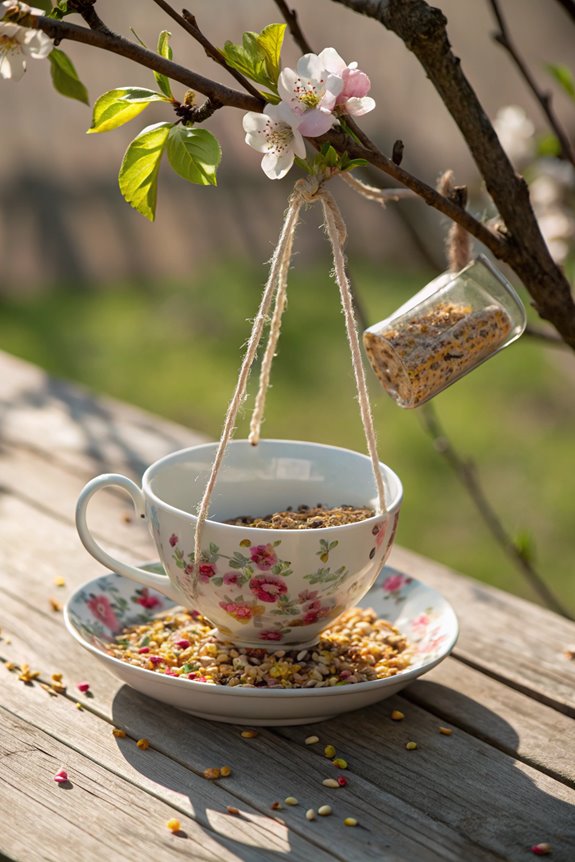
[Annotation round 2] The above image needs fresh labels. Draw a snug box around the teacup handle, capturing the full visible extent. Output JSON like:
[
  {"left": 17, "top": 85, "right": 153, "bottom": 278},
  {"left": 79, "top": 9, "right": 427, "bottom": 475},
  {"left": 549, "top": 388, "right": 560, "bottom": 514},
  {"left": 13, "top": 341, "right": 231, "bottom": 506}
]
[{"left": 75, "top": 474, "right": 183, "bottom": 603}]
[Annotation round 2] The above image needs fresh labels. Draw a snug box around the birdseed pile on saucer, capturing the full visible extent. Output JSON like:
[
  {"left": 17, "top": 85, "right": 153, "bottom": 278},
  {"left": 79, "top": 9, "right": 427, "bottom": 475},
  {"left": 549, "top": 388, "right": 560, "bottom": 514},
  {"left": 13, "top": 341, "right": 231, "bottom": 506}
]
[{"left": 107, "top": 607, "right": 412, "bottom": 688}]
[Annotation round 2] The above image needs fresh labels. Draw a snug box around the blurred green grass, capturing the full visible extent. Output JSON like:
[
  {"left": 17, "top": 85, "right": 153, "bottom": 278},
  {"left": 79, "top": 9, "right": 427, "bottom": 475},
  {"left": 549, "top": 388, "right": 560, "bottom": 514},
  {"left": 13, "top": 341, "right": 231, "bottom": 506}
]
[{"left": 1, "top": 259, "right": 573, "bottom": 612}]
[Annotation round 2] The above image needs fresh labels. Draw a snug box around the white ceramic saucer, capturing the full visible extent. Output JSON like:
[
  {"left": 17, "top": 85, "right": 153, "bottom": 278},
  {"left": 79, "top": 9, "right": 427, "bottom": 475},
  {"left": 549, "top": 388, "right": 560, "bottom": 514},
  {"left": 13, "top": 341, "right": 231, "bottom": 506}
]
[{"left": 64, "top": 564, "right": 458, "bottom": 725}]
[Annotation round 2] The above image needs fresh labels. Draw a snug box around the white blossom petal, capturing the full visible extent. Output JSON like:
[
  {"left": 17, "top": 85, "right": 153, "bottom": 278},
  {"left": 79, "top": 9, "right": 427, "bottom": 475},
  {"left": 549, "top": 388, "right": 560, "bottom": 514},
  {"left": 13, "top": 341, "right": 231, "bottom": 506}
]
[
  {"left": 22, "top": 27, "right": 52, "bottom": 59},
  {"left": 344, "top": 95, "right": 376, "bottom": 116},
  {"left": 297, "top": 108, "right": 336, "bottom": 137},
  {"left": 261, "top": 149, "right": 295, "bottom": 180},
  {"left": 317, "top": 47, "right": 346, "bottom": 75}
]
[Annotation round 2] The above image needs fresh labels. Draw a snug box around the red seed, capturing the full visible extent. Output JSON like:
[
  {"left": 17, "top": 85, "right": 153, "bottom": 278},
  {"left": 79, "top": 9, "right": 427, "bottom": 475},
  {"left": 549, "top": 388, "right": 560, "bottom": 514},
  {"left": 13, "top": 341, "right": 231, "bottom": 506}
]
[
  {"left": 76, "top": 681, "right": 90, "bottom": 693},
  {"left": 337, "top": 776, "right": 348, "bottom": 786},
  {"left": 531, "top": 844, "right": 552, "bottom": 856}
]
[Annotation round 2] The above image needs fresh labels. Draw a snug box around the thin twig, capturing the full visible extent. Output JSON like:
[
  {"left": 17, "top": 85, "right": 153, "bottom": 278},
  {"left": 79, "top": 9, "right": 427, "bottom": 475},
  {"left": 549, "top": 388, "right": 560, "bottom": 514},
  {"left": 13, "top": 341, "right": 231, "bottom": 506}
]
[
  {"left": 67, "top": 0, "right": 114, "bottom": 37},
  {"left": 272, "top": 0, "right": 313, "bottom": 54},
  {"left": 149, "top": 0, "right": 263, "bottom": 101},
  {"left": 488, "top": 0, "right": 575, "bottom": 166},
  {"left": 554, "top": 0, "right": 575, "bottom": 24},
  {"left": 420, "top": 402, "right": 573, "bottom": 619}
]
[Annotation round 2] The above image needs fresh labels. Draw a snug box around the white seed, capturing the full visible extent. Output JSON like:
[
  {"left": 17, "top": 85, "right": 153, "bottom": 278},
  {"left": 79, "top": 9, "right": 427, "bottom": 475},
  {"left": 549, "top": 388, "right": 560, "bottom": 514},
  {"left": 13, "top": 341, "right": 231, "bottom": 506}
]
[
  {"left": 318, "top": 805, "right": 332, "bottom": 816},
  {"left": 284, "top": 796, "right": 299, "bottom": 806},
  {"left": 322, "top": 778, "right": 340, "bottom": 788},
  {"left": 305, "top": 735, "right": 320, "bottom": 745},
  {"left": 305, "top": 809, "right": 316, "bottom": 821}
]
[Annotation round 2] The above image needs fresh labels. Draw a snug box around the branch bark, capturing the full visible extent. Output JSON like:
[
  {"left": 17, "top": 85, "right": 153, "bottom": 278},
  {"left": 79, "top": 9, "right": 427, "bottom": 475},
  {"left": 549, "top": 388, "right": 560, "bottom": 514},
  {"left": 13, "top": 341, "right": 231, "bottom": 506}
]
[{"left": 329, "top": 0, "right": 575, "bottom": 349}]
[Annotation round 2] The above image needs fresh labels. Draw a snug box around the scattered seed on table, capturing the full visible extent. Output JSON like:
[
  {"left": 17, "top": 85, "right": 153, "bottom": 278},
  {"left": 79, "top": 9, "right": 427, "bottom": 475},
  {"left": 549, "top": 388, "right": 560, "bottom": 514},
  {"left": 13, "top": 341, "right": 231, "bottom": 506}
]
[
  {"left": 284, "top": 797, "right": 299, "bottom": 806},
  {"left": 5, "top": 662, "right": 16, "bottom": 671},
  {"left": 75, "top": 702, "right": 83, "bottom": 711},
  {"left": 270, "top": 801, "right": 282, "bottom": 810},
  {"left": 324, "top": 744, "right": 336, "bottom": 758},
  {"left": 344, "top": 817, "right": 358, "bottom": 827},
  {"left": 18, "top": 664, "right": 40, "bottom": 684},
  {"left": 531, "top": 844, "right": 552, "bottom": 856},
  {"left": 405, "top": 741, "right": 418, "bottom": 750},
  {"left": 332, "top": 757, "right": 348, "bottom": 769},
  {"left": 438, "top": 726, "right": 453, "bottom": 735},
  {"left": 306, "top": 809, "right": 317, "bottom": 821},
  {"left": 112, "top": 728, "right": 126, "bottom": 738},
  {"left": 76, "top": 681, "right": 90, "bottom": 693},
  {"left": 53, "top": 768, "right": 68, "bottom": 784},
  {"left": 54, "top": 576, "right": 66, "bottom": 587},
  {"left": 226, "top": 806, "right": 240, "bottom": 816},
  {"left": 220, "top": 766, "right": 232, "bottom": 777},
  {"left": 203, "top": 767, "right": 221, "bottom": 779},
  {"left": 322, "top": 778, "right": 340, "bottom": 788},
  {"left": 49, "top": 598, "right": 62, "bottom": 612},
  {"left": 318, "top": 805, "right": 332, "bottom": 817},
  {"left": 305, "top": 735, "right": 320, "bottom": 745},
  {"left": 390, "top": 709, "right": 405, "bottom": 721},
  {"left": 241, "top": 729, "right": 258, "bottom": 739},
  {"left": 40, "top": 683, "right": 57, "bottom": 697},
  {"left": 337, "top": 776, "right": 348, "bottom": 787},
  {"left": 136, "top": 738, "right": 150, "bottom": 750},
  {"left": 166, "top": 818, "right": 181, "bottom": 833}
]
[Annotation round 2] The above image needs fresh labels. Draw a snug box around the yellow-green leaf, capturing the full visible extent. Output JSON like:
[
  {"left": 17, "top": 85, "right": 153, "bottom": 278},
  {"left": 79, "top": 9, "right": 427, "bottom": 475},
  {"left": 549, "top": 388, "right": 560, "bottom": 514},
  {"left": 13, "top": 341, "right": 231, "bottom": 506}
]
[
  {"left": 546, "top": 63, "right": 575, "bottom": 100},
  {"left": 87, "top": 88, "right": 168, "bottom": 134},
  {"left": 118, "top": 122, "right": 171, "bottom": 221},
  {"left": 166, "top": 126, "right": 221, "bottom": 186},
  {"left": 154, "top": 30, "right": 174, "bottom": 99},
  {"left": 49, "top": 48, "right": 89, "bottom": 105},
  {"left": 257, "top": 23, "right": 286, "bottom": 86}
]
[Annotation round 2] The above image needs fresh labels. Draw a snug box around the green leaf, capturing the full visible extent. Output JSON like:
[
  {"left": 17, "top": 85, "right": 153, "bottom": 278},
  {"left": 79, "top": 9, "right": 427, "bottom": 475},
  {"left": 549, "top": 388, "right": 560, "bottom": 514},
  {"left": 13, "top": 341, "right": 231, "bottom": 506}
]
[
  {"left": 49, "top": 48, "right": 89, "bottom": 105},
  {"left": 32, "top": 0, "right": 52, "bottom": 12},
  {"left": 118, "top": 122, "right": 171, "bottom": 221},
  {"left": 87, "top": 87, "right": 169, "bottom": 134},
  {"left": 257, "top": 23, "right": 286, "bottom": 86},
  {"left": 166, "top": 125, "right": 221, "bottom": 186},
  {"left": 546, "top": 63, "right": 575, "bottom": 100},
  {"left": 155, "top": 30, "right": 174, "bottom": 99},
  {"left": 221, "top": 23, "right": 285, "bottom": 92},
  {"left": 536, "top": 133, "right": 561, "bottom": 158},
  {"left": 48, "top": 1, "right": 70, "bottom": 19},
  {"left": 514, "top": 530, "right": 537, "bottom": 565}
]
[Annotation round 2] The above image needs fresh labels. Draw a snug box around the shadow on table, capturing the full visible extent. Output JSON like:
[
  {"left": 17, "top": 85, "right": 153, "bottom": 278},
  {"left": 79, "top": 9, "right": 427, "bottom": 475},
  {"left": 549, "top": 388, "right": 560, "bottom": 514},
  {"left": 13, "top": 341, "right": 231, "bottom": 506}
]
[{"left": 111, "top": 680, "right": 575, "bottom": 862}]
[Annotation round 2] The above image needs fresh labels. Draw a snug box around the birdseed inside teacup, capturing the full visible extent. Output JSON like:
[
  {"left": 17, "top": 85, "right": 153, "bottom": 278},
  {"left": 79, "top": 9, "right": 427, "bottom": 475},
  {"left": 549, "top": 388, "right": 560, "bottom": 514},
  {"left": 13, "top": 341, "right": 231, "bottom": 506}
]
[
  {"left": 106, "top": 607, "right": 412, "bottom": 688},
  {"left": 224, "top": 504, "right": 374, "bottom": 529}
]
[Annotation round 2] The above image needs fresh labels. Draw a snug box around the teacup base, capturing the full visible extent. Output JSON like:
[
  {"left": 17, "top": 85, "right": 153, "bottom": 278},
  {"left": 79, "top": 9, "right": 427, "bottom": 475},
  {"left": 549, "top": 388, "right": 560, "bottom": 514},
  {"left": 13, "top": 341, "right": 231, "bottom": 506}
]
[{"left": 212, "top": 629, "right": 321, "bottom": 653}]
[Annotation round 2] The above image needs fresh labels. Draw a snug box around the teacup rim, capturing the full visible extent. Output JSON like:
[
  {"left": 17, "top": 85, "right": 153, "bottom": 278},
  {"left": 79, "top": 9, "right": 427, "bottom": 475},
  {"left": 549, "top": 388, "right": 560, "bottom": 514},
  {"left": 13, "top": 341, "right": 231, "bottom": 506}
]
[{"left": 142, "top": 438, "right": 403, "bottom": 530}]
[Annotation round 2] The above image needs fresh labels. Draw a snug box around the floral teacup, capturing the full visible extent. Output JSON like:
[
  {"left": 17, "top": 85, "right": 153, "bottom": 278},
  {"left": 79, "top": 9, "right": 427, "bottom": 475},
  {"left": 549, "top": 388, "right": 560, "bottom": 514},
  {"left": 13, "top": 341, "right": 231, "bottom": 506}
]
[{"left": 75, "top": 439, "right": 403, "bottom": 648}]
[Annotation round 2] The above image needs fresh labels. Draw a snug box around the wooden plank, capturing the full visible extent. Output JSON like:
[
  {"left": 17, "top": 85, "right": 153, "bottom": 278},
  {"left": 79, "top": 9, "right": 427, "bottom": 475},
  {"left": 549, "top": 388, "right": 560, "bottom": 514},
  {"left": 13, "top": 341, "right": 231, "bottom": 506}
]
[
  {"left": 405, "top": 658, "right": 575, "bottom": 787},
  {"left": 0, "top": 350, "right": 204, "bottom": 477},
  {"left": 0, "top": 705, "right": 279, "bottom": 862},
  {"left": 1, "top": 586, "right": 573, "bottom": 862},
  {"left": 391, "top": 547, "right": 575, "bottom": 715},
  {"left": 0, "top": 670, "right": 334, "bottom": 862}
]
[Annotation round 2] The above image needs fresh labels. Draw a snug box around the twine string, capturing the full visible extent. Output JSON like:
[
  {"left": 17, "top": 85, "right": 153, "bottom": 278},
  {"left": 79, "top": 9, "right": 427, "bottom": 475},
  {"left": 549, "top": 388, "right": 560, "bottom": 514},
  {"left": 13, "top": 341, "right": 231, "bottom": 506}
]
[
  {"left": 192, "top": 174, "right": 387, "bottom": 587},
  {"left": 192, "top": 193, "right": 303, "bottom": 587}
]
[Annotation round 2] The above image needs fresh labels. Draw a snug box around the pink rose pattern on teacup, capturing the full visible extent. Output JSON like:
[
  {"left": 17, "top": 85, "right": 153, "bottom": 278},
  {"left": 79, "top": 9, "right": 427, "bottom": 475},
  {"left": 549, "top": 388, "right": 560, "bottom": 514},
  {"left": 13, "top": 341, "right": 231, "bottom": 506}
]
[
  {"left": 75, "top": 578, "right": 165, "bottom": 644},
  {"left": 169, "top": 534, "right": 363, "bottom": 641}
]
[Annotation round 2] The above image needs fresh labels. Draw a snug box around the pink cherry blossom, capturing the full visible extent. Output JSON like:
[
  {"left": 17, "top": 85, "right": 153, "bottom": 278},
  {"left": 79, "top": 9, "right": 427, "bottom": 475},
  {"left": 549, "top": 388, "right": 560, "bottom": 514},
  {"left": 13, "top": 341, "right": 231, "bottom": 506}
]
[
  {"left": 278, "top": 52, "right": 343, "bottom": 136},
  {"left": 317, "top": 47, "right": 375, "bottom": 117}
]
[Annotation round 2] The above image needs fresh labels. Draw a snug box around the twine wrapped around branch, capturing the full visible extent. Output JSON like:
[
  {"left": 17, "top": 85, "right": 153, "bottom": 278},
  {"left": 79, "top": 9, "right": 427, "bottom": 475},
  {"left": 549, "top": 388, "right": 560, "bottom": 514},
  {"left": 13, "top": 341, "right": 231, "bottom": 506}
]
[{"left": 192, "top": 174, "right": 387, "bottom": 585}]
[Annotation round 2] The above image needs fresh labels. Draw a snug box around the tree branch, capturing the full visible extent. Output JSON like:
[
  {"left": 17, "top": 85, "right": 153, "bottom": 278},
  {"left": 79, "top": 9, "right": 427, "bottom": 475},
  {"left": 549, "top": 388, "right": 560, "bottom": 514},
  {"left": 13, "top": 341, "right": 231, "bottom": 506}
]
[
  {"left": 554, "top": 0, "right": 575, "bottom": 24},
  {"left": 328, "top": 0, "right": 575, "bottom": 350},
  {"left": 149, "top": 0, "right": 263, "bottom": 101},
  {"left": 37, "top": 15, "right": 263, "bottom": 111},
  {"left": 488, "top": 0, "right": 575, "bottom": 166},
  {"left": 420, "top": 402, "right": 574, "bottom": 619},
  {"left": 273, "top": 0, "right": 314, "bottom": 54}
]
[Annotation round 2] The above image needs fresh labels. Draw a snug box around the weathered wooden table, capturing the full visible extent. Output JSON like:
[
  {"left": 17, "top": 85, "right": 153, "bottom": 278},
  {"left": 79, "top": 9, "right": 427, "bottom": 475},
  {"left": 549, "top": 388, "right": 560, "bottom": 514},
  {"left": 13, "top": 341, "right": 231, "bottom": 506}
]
[{"left": 0, "top": 350, "right": 574, "bottom": 862}]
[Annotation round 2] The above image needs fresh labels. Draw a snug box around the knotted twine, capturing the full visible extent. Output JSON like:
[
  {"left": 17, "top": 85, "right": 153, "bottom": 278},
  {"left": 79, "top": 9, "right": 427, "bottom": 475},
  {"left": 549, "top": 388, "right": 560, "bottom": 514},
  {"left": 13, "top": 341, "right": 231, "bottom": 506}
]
[{"left": 192, "top": 175, "right": 387, "bottom": 585}]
